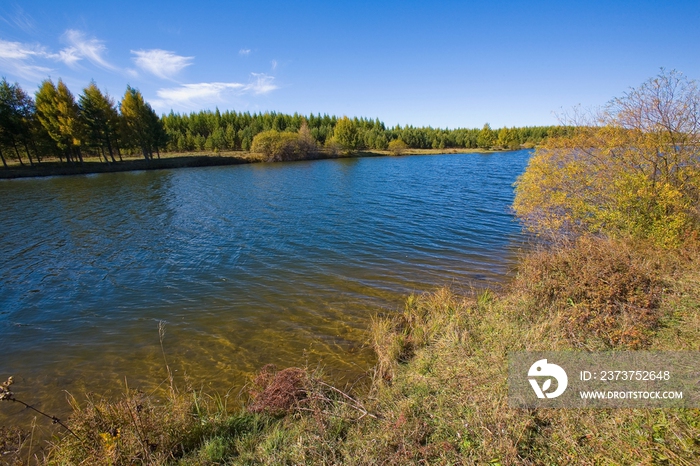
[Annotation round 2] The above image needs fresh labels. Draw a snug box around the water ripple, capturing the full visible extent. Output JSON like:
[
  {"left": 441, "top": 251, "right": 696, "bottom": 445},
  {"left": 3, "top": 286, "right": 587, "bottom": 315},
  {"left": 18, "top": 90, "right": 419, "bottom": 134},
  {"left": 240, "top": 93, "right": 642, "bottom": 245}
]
[{"left": 0, "top": 151, "right": 530, "bottom": 420}]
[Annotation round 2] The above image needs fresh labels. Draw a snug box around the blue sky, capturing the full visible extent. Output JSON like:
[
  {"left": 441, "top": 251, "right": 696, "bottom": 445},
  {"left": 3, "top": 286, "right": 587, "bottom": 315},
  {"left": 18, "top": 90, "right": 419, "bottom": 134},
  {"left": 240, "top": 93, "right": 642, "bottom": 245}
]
[{"left": 1, "top": 0, "right": 699, "bottom": 129}]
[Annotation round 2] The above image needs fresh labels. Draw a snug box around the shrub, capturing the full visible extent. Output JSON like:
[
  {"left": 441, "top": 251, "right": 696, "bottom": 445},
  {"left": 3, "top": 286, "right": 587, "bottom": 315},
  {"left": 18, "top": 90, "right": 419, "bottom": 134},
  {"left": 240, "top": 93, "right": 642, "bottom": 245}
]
[
  {"left": 512, "top": 236, "right": 665, "bottom": 349},
  {"left": 514, "top": 70, "right": 700, "bottom": 247},
  {"left": 251, "top": 128, "right": 317, "bottom": 162},
  {"left": 388, "top": 138, "right": 408, "bottom": 155}
]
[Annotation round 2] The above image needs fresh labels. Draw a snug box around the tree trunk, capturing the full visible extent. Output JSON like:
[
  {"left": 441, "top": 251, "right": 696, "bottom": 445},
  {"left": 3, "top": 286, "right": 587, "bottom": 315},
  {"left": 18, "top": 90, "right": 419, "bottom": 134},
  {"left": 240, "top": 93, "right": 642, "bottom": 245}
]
[
  {"left": 30, "top": 140, "right": 41, "bottom": 163},
  {"left": 11, "top": 138, "right": 25, "bottom": 166},
  {"left": 0, "top": 147, "right": 8, "bottom": 168},
  {"left": 76, "top": 147, "right": 84, "bottom": 164},
  {"left": 106, "top": 133, "right": 117, "bottom": 163},
  {"left": 23, "top": 141, "right": 34, "bottom": 167},
  {"left": 101, "top": 146, "right": 110, "bottom": 164}
]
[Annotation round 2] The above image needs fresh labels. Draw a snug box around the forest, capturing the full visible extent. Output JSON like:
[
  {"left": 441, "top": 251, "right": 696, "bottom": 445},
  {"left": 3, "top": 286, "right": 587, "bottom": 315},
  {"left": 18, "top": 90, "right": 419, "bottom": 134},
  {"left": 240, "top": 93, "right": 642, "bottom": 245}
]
[{"left": 0, "top": 77, "right": 573, "bottom": 168}]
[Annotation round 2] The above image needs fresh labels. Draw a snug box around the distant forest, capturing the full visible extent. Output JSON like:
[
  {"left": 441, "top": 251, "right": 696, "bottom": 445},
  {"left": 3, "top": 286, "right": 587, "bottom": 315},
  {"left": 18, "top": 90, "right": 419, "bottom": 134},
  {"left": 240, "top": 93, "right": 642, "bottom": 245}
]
[{"left": 0, "top": 77, "right": 573, "bottom": 167}]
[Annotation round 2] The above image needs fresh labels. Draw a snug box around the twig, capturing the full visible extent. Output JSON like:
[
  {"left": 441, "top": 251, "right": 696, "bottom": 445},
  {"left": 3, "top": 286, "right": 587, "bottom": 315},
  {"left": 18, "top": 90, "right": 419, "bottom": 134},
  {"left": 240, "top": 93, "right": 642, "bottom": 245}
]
[{"left": 5, "top": 397, "right": 82, "bottom": 442}]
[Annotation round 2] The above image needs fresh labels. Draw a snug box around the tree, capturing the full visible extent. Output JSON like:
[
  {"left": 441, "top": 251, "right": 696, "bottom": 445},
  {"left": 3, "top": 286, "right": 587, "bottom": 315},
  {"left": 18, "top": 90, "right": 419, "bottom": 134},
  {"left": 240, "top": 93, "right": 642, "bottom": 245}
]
[
  {"left": 497, "top": 127, "right": 520, "bottom": 150},
  {"left": 79, "top": 82, "right": 120, "bottom": 163},
  {"left": 513, "top": 70, "right": 700, "bottom": 247},
  {"left": 477, "top": 123, "right": 496, "bottom": 149},
  {"left": 333, "top": 116, "right": 363, "bottom": 153},
  {"left": 0, "top": 79, "right": 37, "bottom": 166},
  {"left": 120, "top": 86, "right": 165, "bottom": 160},
  {"left": 35, "top": 79, "right": 85, "bottom": 163}
]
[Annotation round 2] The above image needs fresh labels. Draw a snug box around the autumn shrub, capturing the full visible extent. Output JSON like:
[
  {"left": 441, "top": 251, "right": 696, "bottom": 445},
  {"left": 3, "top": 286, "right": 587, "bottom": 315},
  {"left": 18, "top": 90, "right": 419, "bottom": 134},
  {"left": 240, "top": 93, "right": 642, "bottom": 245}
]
[
  {"left": 512, "top": 235, "right": 666, "bottom": 349},
  {"left": 248, "top": 365, "right": 308, "bottom": 416},
  {"left": 251, "top": 126, "right": 318, "bottom": 162},
  {"left": 514, "top": 70, "right": 700, "bottom": 247},
  {"left": 387, "top": 138, "right": 408, "bottom": 155}
]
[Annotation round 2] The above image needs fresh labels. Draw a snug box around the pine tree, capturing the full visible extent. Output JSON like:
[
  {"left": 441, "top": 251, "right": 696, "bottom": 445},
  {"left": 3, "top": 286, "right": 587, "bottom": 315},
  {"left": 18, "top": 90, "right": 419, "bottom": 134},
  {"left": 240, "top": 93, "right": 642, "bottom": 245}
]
[
  {"left": 79, "top": 82, "right": 120, "bottom": 163},
  {"left": 35, "top": 79, "right": 84, "bottom": 163},
  {"left": 0, "top": 79, "right": 36, "bottom": 166},
  {"left": 120, "top": 86, "right": 160, "bottom": 160}
]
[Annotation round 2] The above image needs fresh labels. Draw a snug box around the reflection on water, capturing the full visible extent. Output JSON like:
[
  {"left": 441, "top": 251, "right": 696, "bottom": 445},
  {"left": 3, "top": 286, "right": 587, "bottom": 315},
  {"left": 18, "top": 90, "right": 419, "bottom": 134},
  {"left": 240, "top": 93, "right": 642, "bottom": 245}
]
[{"left": 0, "top": 151, "right": 530, "bottom": 423}]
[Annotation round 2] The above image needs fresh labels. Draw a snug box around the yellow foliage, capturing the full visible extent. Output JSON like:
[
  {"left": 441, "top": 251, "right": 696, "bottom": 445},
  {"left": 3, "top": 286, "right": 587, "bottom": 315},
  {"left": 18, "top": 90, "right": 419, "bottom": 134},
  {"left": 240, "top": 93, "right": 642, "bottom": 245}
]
[{"left": 514, "top": 70, "right": 700, "bottom": 247}]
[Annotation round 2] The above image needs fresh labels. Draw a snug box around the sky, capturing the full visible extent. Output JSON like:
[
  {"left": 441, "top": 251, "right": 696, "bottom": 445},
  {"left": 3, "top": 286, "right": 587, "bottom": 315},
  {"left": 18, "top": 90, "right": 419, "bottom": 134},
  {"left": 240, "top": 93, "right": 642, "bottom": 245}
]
[{"left": 1, "top": 0, "right": 699, "bottom": 129}]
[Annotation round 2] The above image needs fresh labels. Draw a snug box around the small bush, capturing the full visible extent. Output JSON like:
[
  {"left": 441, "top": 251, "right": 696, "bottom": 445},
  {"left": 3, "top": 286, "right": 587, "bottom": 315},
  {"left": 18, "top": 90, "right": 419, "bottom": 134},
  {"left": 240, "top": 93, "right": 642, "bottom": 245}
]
[
  {"left": 512, "top": 235, "right": 665, "bottom": 349},
  {"left": 248, "top": 365, "right": 308, "bottom": 416},
  {"left": 251, "top": 129, "right": 317, "bottom": 162},
  {"left": 388, "top": 138, "right": 408, "bottom": 155}
]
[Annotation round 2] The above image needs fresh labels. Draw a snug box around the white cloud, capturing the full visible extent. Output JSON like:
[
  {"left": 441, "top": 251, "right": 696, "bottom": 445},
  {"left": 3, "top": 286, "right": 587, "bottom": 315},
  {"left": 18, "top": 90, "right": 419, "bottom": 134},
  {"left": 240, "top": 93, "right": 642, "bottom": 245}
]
[
  {"left": 239, "top": 48, "right": 251, "bottom": 56},
  {"left": 58, "top": 29, "right": 115, "bottom": 70},
  {"left": 57, "top": 47, "right": 81, "bottom": 67},
  {"left": 271, "top": 60, "right": 277, "bottom": 71},
  {"left": 0, "top": 39, "right": 53, "bottom": 79},
  {"left": 156, "top": 82, "right": 244, "bottom": 103},
  {"left": 131, "top": 49, "right": 193, "bottom": 80},
  {"left": 246, "top": 73, "right": 277, "bottom": 95},
  {"left": 0, "top": 39, "right": 42, "bottom": 60},
  {"left": 152, "top": 74, "right": 278, "bottom": 110}
]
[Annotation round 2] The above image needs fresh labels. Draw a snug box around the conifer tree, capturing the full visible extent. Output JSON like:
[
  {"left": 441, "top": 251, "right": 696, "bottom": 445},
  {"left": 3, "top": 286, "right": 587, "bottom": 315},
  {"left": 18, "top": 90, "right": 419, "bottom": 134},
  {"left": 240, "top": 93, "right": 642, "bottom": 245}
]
[
  {"left": 0, "top": 79, "right": 36, "bottom": 166},
  {"left": 35, "top": 79, "right": 85, "bottom": 163},
  {"left": 79, "top": 82, "right": 120, "bottom": 163}
]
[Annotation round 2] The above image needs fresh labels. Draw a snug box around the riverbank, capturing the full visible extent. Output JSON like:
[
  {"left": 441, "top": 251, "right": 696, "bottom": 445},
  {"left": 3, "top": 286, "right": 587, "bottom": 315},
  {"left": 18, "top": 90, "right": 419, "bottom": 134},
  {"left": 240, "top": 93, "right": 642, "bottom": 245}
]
[
  {"left": 0, "top": 148, "right": 501, "bottom": 179},
  {"left": 20, "top": 235, "right": 700, "bottom": 464}
]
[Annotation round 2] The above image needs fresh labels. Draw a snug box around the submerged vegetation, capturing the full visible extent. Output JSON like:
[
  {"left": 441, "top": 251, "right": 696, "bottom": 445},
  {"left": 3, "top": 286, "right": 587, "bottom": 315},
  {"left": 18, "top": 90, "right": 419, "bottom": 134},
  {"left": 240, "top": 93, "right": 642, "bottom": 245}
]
[{"left": 2, "top": 70, "right": 700, "bottom": 464}]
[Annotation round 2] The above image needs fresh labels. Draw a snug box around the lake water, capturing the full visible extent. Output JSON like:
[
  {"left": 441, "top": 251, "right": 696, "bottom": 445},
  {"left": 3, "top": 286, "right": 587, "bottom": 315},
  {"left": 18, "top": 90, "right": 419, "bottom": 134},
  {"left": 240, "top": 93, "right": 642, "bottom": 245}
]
[{"left": 0, "top": 151, "right": 529, "bottom": 422}]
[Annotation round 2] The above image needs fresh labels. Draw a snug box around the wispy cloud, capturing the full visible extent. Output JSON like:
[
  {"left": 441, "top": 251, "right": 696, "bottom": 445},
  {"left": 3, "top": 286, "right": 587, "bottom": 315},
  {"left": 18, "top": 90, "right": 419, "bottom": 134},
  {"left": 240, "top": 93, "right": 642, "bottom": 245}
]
[
  {"left": 152, "top": 73, "right": 278, "bottom": 110},
  {"left": 156, "top": 82, "right": 245, "bottom": 103},
  {"left": 239, "top": 48, "right": 251, "bottom": 56},
  {"left": 0, "top": 39, "right": 53, "bottom": 79},
  {"left": 0, "top": 5, "right": 37, "bottom": 34},
  {"left": 58, "top": 29, "right": 115, "bottom": 70},
  {"left": 247, "top": 73, "right": 277, "bottom": 95},
  {"left": 131, "top": 49, "right": 193, "bottom": 80},
  {"left": 270, "top": 60, "right": 277, "bottom": 71}
]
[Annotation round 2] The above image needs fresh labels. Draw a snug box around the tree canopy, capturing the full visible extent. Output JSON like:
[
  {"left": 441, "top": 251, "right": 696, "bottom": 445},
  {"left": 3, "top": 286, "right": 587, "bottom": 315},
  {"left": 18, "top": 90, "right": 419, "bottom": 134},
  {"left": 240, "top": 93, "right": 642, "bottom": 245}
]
[{"left": 513, "top": 70, "right": 700, "bottom": 247}]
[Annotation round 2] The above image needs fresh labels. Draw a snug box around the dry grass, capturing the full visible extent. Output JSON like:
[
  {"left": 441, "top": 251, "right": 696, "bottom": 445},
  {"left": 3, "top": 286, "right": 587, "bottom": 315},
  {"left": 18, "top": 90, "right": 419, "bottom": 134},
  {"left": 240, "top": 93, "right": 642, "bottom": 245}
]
[
  {"left": 511, "top": 235, "right": 667, "bottom": 349},
  {"left": 46, "top": 387, "right": 202, "bottom": 465}
]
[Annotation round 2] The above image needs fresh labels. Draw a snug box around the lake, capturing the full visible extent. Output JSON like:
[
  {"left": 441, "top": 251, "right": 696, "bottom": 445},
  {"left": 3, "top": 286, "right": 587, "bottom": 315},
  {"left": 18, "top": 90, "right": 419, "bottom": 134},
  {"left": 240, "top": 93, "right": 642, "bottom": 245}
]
[{"left": 0, "top": 150, "right": 529, "bottom": 422}]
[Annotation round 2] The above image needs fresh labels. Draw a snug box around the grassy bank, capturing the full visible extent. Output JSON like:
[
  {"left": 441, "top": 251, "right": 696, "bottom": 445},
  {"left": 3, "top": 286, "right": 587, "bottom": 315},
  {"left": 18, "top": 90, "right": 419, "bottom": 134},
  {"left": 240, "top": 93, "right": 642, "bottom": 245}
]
[
  {"left": 5, "top": 235, "right": 695, "bottom": 464},
  {"left": 0, "top": 148, "right": 504, "bottom": 179}
]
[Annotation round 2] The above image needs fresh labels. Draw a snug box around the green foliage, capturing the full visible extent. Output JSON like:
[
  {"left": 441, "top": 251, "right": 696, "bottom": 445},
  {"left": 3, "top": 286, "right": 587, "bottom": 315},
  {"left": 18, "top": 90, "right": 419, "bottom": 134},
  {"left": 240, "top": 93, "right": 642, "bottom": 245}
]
[
  {"left": 251, "top": 126, "right": 317, "bottom": 162},
  {"left": 514, "top": 70, "right": 700, "bottom": 247},
  {"left": 333, "top": 116, "right": 364, "bottom": 152},
  {"left": 35, "top": 79, "right": 85, "bottom": 162},
  {"left": 0, "top": 78, "right": 39, "bottom": 166},
  {"left": 120, "top": 86, "right": 167, "bottom": 160},
  {"left": 79, "top": 82, "right": 120, "bottom": 162},
  {"left": 388, "top": 138, "right": 408, "bottom": 155},
  {"left": 2, "top": 75, "right": 569, "bottom": 168},
  {"left": 477, "top": 123, "right": 497, "bottom": 148}
]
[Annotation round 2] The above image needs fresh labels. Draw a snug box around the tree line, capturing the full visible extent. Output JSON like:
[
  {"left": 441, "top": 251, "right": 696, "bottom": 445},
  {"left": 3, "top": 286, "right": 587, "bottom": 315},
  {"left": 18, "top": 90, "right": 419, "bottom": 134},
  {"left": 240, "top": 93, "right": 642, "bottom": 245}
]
[
  {"left": 0, "top": 78, "right": 166, "bottom": 167},
  {"left": 0, "top": 77, "right": 573, "bottom": 168},
  {"left": 162, "top": 111, "right": 573, "bottom": 154}
]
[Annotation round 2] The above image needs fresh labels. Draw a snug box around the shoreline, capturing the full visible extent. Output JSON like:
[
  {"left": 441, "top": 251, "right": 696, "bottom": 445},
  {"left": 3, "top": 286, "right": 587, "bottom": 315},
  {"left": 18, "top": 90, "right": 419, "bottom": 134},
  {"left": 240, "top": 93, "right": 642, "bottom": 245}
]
[{"left": 0, "top": 147, "right": 507, "bottom": 180}]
